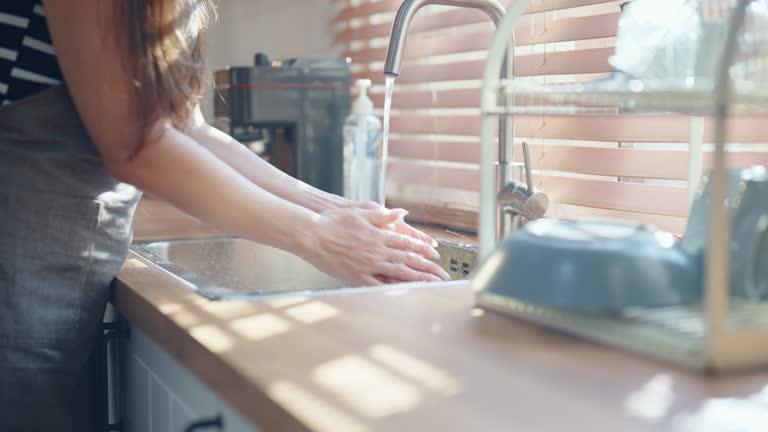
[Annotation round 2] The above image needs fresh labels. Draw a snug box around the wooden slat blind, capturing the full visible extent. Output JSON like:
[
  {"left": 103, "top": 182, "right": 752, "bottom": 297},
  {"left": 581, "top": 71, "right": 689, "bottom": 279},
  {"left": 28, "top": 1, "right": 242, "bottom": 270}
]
[{"left": 334, "top": 0, "right": 768, "bottom": 233}]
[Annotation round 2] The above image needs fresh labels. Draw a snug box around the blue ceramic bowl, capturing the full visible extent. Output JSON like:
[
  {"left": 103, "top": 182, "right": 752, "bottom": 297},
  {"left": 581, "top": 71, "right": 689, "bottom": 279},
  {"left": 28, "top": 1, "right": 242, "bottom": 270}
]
[{"left": 473, "top": 219, "right": 700, "bottom": 311}]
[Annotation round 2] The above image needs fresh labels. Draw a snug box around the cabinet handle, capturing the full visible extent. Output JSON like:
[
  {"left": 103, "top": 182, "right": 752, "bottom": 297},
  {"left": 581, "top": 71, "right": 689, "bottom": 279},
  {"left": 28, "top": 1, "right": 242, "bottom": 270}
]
[
  {"left": 102, "top": 321, "right": 130, "bottom": 432},
  {"left": 184, "top": 415, "right": 223, "bottom": 432}
]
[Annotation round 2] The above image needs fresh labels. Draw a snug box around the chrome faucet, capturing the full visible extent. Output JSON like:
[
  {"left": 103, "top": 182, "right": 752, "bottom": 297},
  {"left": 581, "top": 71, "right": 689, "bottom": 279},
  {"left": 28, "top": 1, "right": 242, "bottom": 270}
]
[
  {"left": 384, "top": 0, "right": 548, "bottom": 244},
  {"left": 497, "top": 141, "right": 548, "bottom": 230},
  {"left": 384, "top": 0, "right": 507, "bottom": 73}
]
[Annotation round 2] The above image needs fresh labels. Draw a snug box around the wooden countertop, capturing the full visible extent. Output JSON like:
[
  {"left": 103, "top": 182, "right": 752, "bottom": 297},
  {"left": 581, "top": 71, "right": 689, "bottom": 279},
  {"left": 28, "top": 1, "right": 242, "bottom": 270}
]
[{"left": 117, "top": 198, "right": 768, "bottom": 432}]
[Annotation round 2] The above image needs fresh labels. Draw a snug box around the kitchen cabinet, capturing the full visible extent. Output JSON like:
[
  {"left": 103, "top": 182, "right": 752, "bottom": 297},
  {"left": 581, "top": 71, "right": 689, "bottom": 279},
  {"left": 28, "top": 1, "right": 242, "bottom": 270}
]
[{"left": 123, "top": 323, "right": 260, "bottom": 432}]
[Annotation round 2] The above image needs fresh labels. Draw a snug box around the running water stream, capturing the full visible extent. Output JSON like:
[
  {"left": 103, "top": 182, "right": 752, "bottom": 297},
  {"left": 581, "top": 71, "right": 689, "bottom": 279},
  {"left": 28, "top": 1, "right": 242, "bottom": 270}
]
[{"left": 379, "top": 74, "right": 396, "bottom": 206}]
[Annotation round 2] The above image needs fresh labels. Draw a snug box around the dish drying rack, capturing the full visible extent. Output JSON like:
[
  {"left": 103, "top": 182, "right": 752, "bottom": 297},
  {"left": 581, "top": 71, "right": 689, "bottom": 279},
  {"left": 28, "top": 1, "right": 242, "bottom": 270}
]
[{"left": 475, "top": 0, "right": 768, "bottom": 371}]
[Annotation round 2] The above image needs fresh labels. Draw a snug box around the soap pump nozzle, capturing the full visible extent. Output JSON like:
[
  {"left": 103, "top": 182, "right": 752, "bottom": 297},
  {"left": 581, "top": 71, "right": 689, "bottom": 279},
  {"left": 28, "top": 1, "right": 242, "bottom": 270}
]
[{"left": 352, "top": 79, "right": 374, "bottom": 115}]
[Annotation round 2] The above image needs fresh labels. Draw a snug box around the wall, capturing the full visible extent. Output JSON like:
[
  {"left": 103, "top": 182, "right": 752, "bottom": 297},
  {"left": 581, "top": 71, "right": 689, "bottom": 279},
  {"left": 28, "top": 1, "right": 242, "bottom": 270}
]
[{"left": 201, "top": 0, "right": 337, "bottom": 119}]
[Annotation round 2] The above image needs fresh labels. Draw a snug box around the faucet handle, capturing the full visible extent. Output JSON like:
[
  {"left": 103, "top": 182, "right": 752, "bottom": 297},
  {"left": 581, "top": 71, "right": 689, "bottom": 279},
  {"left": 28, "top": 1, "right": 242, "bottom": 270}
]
[
  {"left": 498, "top": 142, "right": 549, "bottom": 221},
  {"left": 498, "top": 181, "right": 549, "bottom": 221},
  {"left": 522, "top": 141, "right": 534, "bottom": 192}
]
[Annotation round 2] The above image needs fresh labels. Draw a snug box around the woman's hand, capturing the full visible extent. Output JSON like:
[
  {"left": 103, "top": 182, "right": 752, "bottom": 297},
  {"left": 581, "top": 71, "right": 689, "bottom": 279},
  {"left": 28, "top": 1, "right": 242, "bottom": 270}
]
[
  {"left": 346, "top": 200, "right": 438, "bottom": 247},
  {"left": 303, "top": 207, "right": 451, "bottom": 287}
]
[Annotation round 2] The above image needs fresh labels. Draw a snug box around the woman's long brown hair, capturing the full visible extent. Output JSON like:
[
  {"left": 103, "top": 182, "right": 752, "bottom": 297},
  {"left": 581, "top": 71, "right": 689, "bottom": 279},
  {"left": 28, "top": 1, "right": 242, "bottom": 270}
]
[{"left": 117, "top": 0, "right": 214, "bottom": 132}]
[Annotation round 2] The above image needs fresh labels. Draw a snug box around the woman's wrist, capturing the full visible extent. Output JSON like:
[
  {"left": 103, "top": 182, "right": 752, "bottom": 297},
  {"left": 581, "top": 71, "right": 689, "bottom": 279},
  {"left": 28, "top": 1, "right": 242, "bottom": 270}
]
[
  {"left": 259, "top": 203, "right": 324, "bottom": 259},
  {"left": 290, "top": 209, "right": 328, "bottom": 263},
  {"left": 302, "top": 189, "right": 349, "bottom": 213}
]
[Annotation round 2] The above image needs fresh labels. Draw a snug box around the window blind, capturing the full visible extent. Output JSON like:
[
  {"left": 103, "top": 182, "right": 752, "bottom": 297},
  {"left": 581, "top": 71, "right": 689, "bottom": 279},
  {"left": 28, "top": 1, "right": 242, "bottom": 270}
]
[{"left": 333, "top": 0, "right": 768, "bottom": 233}]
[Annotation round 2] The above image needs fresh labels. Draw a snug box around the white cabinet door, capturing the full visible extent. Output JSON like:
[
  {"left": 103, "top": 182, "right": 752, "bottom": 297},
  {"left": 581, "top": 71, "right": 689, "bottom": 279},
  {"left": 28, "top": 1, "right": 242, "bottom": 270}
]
[{"left": 123, "top": 323, "right": 261, "bottom": 432}]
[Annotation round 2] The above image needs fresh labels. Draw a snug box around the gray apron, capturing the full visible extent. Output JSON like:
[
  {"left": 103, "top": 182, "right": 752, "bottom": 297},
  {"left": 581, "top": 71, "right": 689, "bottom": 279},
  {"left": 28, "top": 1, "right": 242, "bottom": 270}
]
[{"left": 0, "top": 86, "right": 142, "bottom": 431}]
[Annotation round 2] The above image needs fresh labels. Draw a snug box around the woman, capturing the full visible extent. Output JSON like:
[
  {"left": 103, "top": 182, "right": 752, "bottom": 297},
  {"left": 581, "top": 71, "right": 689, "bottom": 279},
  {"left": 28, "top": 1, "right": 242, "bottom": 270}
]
[{"left": 0, "top": 0, "right": 449, "bottom": 430}]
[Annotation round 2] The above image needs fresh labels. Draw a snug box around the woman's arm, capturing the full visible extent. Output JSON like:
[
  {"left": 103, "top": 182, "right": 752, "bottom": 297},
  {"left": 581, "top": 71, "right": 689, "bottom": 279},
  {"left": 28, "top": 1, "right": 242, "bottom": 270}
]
[
  {"left": 184, "top": 107, "right": 437, "bottom": 245},
  {"left": 183, "top": 107, "right": 347, "bottom": 214},
  {"left": 43, "top": 0, "right": 449, "bottom": 285}
]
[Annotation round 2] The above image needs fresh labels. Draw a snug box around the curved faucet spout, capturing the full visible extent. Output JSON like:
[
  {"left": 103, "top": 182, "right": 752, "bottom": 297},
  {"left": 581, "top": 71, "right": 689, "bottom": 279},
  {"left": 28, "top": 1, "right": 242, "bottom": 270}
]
[
  {"left": 384, "top": 0, "right": 526, "bottom": 243},
  {"left": 383, "top": 0, "right": 506, "bottom": 77}
]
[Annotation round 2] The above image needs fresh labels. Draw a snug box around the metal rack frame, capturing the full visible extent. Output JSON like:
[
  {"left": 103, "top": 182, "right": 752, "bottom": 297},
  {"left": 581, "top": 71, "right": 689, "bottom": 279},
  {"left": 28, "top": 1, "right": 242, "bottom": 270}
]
[{"left": 476, "top": 0, "right": 768, "bottom": 371}]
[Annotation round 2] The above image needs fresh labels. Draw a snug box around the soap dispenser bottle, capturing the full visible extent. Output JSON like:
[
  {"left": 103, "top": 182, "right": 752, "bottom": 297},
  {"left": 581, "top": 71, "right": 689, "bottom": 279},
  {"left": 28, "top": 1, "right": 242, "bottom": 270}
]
[{"left": 343, "top": 79, "right": 383, "bottom": 203}]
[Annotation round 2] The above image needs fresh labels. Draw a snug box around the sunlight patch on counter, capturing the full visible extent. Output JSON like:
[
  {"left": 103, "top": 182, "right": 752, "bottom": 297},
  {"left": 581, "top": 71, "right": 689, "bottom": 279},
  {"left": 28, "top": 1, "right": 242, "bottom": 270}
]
[
  {"left": 623, "top": 374, "right": 675, "bottom": 422},
  {"left": 268, "top": 380, "right": 370, "bottom": 432},
  {"left": 189, "top": 324, "right": 235, "bottom": 353},
  {"left": 285, "top": 301, "right": 340, "bottom": 324},
  {"left": 205, "top": 301, "right": 257, "bottom": 320},
  {"left": 470, "top": 308, "right": 485, "bottom": 317},
  {"left": 312, "top": 355, "right": 423, "bottom": 419},
  {"left": 669, "top": 385, "right": 768, "bottom": 432},
  {"left": 171, "top": 309, "right": 201, "bottom": 327},
  {"left": 124, "top": 258, "right": 149, "bottom": 269},
  {"left": 157, "top": 302, "right": 182, "bottom": 314},
  {"left": 369, "top": 345, "right": 462, "bottom": 397},
  {"left": 229, "top": 313, "right": 291, "bottom": 341}
]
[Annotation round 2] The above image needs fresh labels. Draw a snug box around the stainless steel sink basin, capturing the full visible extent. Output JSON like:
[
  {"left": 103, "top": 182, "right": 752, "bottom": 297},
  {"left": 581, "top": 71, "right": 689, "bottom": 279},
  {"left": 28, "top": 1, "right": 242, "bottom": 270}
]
[{"left": 131, "top": 237, "right": 477, "bottom": 301}]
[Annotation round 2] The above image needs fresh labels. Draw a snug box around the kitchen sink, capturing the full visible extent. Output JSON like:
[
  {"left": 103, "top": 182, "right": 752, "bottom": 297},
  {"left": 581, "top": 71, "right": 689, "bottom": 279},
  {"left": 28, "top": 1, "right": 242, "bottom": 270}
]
[{"left": 131, "top": 237, "right": 478, "bottom": 301}]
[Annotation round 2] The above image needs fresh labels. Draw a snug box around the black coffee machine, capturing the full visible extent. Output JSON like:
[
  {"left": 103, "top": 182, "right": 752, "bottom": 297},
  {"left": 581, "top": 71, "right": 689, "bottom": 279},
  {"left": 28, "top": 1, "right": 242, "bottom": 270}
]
[{"left": 213, "top": 53, "right": 351, "bottom": 195}]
